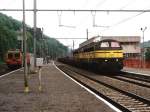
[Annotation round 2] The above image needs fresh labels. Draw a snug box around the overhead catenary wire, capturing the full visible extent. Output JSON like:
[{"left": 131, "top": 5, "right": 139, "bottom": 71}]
[
  {"left": 1, "top": 8, "right": 150, "bottom": 29},
  {"left": 95, "top": 0, "right": 108, "bottom": 8},
  {"left": 91, "top": 11, "right": 110, "bottom": 28},
  {"left": 109, "top": 0, "right": 141, "bottom": 27},
  {"left": 1, "top": 9, "right": 150, "bottom": 12},
  {"left": 111, "top": 12, "right": 145, "bottom": 27},
  {"left": 102, "top": 5, "right": 150, "bottom": 31},
  {"left": 1, "top": 7, "right": 150, "bottom": 37},
  {"left": 77, "top": 0, "right": 108, "bottom": 28},
  {"left": 101, "top": 12, "right": 146, "bottom": 32},
  {"left": 1, "top": 8, "right": 147, "bottom": 29},
  {"left": 57, "top": 11, "right": 76, "bottom": 28},
  {"left": 119, "top": 0, "right": 137, "bottom": 10}
]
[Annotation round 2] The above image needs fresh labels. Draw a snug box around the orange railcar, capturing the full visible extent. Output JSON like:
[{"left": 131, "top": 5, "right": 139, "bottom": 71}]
[{"left": 5, "top": 50, "right": 30, "bottom": 68}]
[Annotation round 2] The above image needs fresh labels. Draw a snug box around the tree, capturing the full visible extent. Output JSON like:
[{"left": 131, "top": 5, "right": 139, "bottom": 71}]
[
  {"left": 145, "top": 48, "right": 150, "bottom": 61},
  {"left": 0, "top": 13, "right": 68, "bottom": 62}
]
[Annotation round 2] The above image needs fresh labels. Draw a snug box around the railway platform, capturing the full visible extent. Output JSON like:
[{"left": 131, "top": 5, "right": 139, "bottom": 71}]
[
  {"left": 0, "top": 62, "right": 116, "bottom": 112},
  {"left": 123, "top": 67, "right": 150, "bottom": 76}
]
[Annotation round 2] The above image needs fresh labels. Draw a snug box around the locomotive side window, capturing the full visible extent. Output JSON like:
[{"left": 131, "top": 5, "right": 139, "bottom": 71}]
[
  {"left": 111, "top": 42, "right": 120, "bottom": 47},
  {"left": 8, "top": 53, "right": 13, "bottom": 59},
  {"left": 15, "top": 53, "right": 20, "bottom": 59},
  {"left": 100, "top": 42, "right": 109, "bottom": 47}
]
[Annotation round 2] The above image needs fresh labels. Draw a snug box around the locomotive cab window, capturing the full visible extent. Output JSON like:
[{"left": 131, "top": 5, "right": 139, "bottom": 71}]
[
  {"left": 100, "top": 42, "right": 109, "bottom": 47},
  {"left": 8, "top": 53, "right": 13, "bottom": 59},
  {"left": 15, "top": 53, "right": 20, "bottom": 59},
  {"left": 111, "top": 42, "right": 120, "bottom": 48}
]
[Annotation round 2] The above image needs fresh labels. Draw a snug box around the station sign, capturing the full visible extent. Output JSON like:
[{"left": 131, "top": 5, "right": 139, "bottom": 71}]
[{"left": 36, "top": 58, "right": 44, "bottom": 67}]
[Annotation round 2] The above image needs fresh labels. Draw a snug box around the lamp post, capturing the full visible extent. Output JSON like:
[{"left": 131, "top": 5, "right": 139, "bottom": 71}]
[
  {"left": 73, "top": 40, "right": 74, "bottom": 50},
  {"left": 86, "top": 29, "right": 88, "bottom": 40},
  {"left": 141, "top": 27, "right": 147, "bottom": 68}
]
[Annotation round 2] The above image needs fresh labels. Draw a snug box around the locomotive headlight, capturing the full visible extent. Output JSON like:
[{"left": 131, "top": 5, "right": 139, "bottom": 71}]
[{"left": 105, "top": 59, "right": 108, "bottom": 62}]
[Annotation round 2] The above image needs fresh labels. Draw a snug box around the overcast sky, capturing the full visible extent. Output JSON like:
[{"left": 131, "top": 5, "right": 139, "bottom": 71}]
[{"left": 1, "top": 0, "right": 150, "bottom": 48}]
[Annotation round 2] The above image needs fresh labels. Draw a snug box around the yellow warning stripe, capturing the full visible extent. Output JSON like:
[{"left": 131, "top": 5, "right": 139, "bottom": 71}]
[{"left": 74, "top": 50, "right": 123, "bottom": 59}]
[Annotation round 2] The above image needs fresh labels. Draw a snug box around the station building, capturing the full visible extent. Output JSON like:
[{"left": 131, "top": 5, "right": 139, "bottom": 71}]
[{"left": 101, "top": 36, "right": 141, "bottom": 58}]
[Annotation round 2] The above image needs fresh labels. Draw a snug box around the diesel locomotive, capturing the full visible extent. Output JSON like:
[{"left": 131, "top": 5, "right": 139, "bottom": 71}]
[{"left": 59, "top": 37, "right": 124, "bottom": 72}]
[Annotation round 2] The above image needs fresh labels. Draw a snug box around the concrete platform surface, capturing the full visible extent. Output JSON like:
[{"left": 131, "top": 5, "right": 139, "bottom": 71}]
[
  {"left": 123, "top": 67, "right": 150, "bottom": 76},
  {"left": 0, "top": 63, "right": 115, "bottom": 112}
]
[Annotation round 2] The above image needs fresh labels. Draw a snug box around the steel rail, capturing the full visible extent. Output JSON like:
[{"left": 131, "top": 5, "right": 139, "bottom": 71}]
[
  {"left": 60, "top": 65, "right": 150, "bottom": 106},
  {"left": 58, "top": 65, "right": 131, "bottom": 112},
  {"left": 63, "top": 63, "right": 150, "bottom": 88},
  {"left": 120, "top": 71, "right": 150, "bottom": 83},
  {"left": 74, "top": 70, "right": 150, "bottom": 105},
  {"left": 108, "top": 76, "right": 150, "bottom": 88}
]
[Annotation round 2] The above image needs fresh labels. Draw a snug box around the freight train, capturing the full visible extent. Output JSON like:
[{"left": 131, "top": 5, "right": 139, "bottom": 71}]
[
  {"left": 5, "top": 49, "right": 30, "bottom": 69},
  {"left": 58, "top": 37, "right": 124, "bottom": 72}
]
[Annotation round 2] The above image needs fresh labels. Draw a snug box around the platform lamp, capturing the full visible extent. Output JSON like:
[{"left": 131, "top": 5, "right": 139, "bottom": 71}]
[{"left": 141, "top": 27, "right": 147, "bottom": 68}]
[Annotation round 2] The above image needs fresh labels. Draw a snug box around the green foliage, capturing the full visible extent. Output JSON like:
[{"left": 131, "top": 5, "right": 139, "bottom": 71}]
[
  {"left": 0, "top": 13, "right": 68, "bottom": 61},
  {"left": 145, "top": 48, "right": 150, "bottom": 61},
  {"left": 0, "top": 58, "right": 4, "bottom": 64},
  {"left": 0, "top": 25, "right": 18, "bottom": 60},
  {"left": 0, "top": 13, "right": 21, "bottom": 30},
  {"left": 0, "top": 13, "right": 20, "bottom": 61}
]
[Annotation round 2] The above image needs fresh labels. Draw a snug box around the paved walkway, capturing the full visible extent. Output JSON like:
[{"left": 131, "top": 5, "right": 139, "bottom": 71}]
[
  {"left": 0, "top": 63, "right": 115, "bottom": 112},
  {"left": 123, "top": 67, "right": 150, "bottom": 76}
]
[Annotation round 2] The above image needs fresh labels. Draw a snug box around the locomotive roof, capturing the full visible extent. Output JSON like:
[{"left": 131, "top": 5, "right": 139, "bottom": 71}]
[
  {"left": 80, "top": 39, "right": 119, "bottom": 47},
  {"left": 74, "top": 39, "right": 120, "bottom": 52},
  {"left": 101, "top": 36, "right": 140, "bottom": 42},
  {"left": 79, "top": 36, "right": 101, "bottom": 48},
  {"left": 100, "top": 39, "right": 119, "bottom": 42},
  {"left": 7, "top": 49, "right": 21, "bottom": 53},
  {"left": 80, "top": 36, "right": 140, "bottom": 49}
]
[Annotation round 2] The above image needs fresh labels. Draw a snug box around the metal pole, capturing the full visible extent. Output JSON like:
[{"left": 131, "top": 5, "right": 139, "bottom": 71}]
[
  {"left": 23, "top": 0, "right": 29, "bottom": 93},
  {"left": 73, "top": 40, "right": 74, "bottom": 50},
  {"left": 21, "top": 28, "right": 24, "bottom": 67},
  {"left": 38, "top": 66, "right": 42, "bottom": 91},
  {"left": 141, "top": 27, "right": 147, "bottom": 68},
  {"left": 41, "top": 28, "right": 44, "bottom": 58},
  {"left": 143, "top": 31, "right": 145, "bottom": 68},
  {"left": 33, "top": 0, "right": 37, "bottom": 69},
  {"left": 86, "top": 29, "right": 88, "bottom": 40}
]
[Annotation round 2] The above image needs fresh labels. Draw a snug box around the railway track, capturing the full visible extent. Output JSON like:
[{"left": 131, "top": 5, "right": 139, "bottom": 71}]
[
  {"left": 0, "top": 63, "right": 22, "bottom": 76},
  {"left": 120, "top": 71, "right": 150, "bottom": 83},
  {"left": 56, "top": 63, "right": 150, "bottom": 112},
  {"left": 0, "top": 67, "right": 22, "bottom": 78},
  {"left": 107, "top": 75, "right": 150, "bottom": 89},
  {"left": 61, "top": 64, "right": 150, "bottom": 100},
  {"left": 0, "top": 64, "right": 10, "bottom": 76}
]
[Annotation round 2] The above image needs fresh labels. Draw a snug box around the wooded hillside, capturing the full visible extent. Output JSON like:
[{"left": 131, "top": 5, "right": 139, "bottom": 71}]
[{"left": 0, "top": 13, "right": 68, "bottom": 62}]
